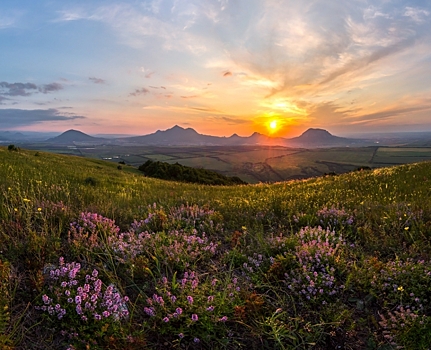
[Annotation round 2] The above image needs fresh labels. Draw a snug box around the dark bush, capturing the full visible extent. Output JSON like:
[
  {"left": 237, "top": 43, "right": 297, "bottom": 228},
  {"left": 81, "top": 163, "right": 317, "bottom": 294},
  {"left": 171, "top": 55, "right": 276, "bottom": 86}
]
[
  {"left": 84, "top": 177, "right": 98, "bottom": 186},
  {"left": 138, "top": 160, "right": 247, "bottom": 185},
  {"left": 7, "top": 144, "right": 19, "bottom": 151}
]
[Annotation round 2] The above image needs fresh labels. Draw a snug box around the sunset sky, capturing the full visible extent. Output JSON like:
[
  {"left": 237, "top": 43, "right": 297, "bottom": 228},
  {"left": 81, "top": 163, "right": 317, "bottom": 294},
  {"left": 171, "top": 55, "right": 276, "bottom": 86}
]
[{"left": 1, "top": 0, "right": 431, "bottom": 137}]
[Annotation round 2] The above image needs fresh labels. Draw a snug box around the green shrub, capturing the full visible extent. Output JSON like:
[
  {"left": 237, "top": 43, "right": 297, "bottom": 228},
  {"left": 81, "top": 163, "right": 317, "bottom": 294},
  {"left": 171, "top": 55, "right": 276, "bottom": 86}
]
[
  {"left": 7, "top": 145, "right": 19, "bottom": 152},
  {"left": 138, "top": 159, "right": 247, "bottom": 185}
]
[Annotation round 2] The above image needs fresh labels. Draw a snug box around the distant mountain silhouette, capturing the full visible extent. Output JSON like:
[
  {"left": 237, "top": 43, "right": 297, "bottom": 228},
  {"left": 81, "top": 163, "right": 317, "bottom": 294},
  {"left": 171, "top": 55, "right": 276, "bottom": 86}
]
[
  {"left": 124, "top": 125, "right": 289, "bottom": 146},
  {"left": 286, "top": 128, "right": 351, "bottom": 147},
  {"left": 122, "top": 126, "right": 369, "bottom": 147},
  {"left": 0, "top": 131, "right": 27, "bottom": 141},
  {"left": 44, "top": 126, "right": 371, "bottom": 148},
  {"left": 125, "top": 125, "right": 224, "bottom": 145},
  {"left": 46, "top": 130, "right": 106, "bottom": 144}
]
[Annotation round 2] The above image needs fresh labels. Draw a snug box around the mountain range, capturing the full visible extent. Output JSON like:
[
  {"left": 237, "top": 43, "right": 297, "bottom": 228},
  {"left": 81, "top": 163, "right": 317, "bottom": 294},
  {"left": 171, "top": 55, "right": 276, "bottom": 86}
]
[{"left": 44, "top": 125, "right": 372, "bottom": 148}]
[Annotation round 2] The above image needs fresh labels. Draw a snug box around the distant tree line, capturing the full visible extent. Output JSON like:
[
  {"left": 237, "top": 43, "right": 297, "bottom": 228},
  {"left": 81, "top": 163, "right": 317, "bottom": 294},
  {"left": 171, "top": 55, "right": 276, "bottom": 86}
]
[{"left": 138, "top": 160, "right": 247, "bottom": 185}]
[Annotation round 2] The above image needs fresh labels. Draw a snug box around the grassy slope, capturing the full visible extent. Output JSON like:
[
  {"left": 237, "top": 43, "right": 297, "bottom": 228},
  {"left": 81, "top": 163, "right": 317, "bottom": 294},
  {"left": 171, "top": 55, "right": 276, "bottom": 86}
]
[{"left": 1, "top": 147, "right": 431, "bottom": 349}]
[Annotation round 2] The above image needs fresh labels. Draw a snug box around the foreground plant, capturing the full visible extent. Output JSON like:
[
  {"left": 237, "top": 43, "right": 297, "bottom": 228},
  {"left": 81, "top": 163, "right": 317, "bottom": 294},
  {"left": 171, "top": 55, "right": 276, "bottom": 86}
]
[
  {"left": 379, "top": 306, "right": 431, "bottom": 349},
  {"left": 68, "top": 208, "right": 220, "bottom": 272},
  {"left": 36, "top": 257, "right": 130, "bottom": 349},
  {"left": 142, "top": 271, "right": 244, "bottom": 348}
]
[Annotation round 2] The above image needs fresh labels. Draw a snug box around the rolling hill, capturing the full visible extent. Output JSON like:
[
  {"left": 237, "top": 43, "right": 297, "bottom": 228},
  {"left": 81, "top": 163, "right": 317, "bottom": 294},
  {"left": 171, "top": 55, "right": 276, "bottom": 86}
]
[{"left": 46, "top": 129, "right": 107, "bottom": 144}]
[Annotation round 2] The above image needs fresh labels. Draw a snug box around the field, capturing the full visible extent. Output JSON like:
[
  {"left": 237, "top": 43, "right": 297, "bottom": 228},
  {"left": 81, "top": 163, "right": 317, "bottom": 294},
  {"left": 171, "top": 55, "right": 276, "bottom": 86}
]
[
  {"left": 20, "top": 143, "right": 431, "bottom": 183},
  {"left": 373, "top": 147, "right": 431, "bottom": 164},
  {"left": 1, "top": 146, "right": 431, "bottom": 349}
]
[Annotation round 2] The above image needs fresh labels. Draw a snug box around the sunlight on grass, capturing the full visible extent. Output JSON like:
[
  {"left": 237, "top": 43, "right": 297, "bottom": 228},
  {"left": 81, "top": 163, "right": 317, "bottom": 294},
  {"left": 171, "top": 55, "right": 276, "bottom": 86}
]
[{"left": 1, "top": 147, "right": 431, "bottom": 348}]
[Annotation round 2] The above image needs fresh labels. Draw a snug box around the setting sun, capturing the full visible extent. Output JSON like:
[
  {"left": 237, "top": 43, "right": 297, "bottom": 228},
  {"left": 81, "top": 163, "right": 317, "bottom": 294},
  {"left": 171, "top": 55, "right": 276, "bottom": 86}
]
[{"left": 270, "top": 120, "right": 277, "bottom": 130}]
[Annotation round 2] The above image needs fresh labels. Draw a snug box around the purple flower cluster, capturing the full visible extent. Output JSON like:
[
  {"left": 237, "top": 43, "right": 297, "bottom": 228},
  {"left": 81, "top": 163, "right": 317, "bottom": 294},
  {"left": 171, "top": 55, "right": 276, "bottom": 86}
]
[
  {"left": 316, "top": 206, "right": 354, "bottom": 229},
  {"left": 168, "top": 204, "right": 217, "bottom": 231},
  {"left": 107, "top": 230, "right": 152, "bottom": 263},
  {"left": 68, "top": 212, "right": 120, "bottom": 249},
  {"left": 369, "top": 258, "right": 431, "bottom": 312},
  {"left": 283, "top": 227, "right": 346, "bottom": 305},
  {"left": 143, "top": 271, "right": 232, "bottom": 344},
  {"left": 132, "top": 203, "right": 221, "bottom": 234},
  {"left": 242, "top": 253, "right": 266, "bottom": 274},
  {"left": 138, "top": 229, "right": 218, "bottom": 269},
  {"left": 37, "top": 258, "right": 129, "bottom": 323},
  {"left": 379, "top": 306, "right": 426, "bottom": 346},
  {"left": 68, "top": 209, "right": 218, "bottom": 267}
]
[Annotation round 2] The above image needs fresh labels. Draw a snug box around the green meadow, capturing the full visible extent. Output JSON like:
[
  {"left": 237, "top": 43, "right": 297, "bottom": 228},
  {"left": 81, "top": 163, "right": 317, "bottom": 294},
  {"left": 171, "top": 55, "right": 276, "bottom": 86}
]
[{"left": 1, "top": 146, "right": 431, "bottom": 349}]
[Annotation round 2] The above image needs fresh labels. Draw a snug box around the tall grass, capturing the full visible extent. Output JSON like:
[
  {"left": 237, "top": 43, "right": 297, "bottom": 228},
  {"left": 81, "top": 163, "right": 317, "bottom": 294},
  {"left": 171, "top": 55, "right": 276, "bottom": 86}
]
[{"left": 1, "top": 147, "right": 431, "bottom": 349}]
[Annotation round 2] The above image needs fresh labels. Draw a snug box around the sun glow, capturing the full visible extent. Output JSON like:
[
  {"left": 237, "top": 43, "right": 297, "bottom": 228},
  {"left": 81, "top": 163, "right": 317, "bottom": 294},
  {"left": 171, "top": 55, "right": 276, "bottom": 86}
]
[{"left": 267, "top": 119, "right": 280, "bottom": 135}]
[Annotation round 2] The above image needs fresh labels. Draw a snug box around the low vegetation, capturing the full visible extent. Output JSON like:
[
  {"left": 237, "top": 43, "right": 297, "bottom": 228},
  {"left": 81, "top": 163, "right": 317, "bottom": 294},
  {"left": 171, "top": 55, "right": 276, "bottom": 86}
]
[
  {"left": 138, "top": 159, "right": 247, "bottom": 185},
  {"left": 1, "top": 146, "right": 431, "bottom": 349}
]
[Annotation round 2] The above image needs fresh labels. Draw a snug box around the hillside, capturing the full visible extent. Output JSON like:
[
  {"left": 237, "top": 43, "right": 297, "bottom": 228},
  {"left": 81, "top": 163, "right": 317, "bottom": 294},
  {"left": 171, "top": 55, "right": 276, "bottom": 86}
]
[
  {"left": 1, "top": 146, "right": 431, "bottom": 349},
  {"left": 286, "top": 128, "right": 356, "bottom": 147},
  {"left": 46, "top": 129, "right": 106, "bottom": 144}
]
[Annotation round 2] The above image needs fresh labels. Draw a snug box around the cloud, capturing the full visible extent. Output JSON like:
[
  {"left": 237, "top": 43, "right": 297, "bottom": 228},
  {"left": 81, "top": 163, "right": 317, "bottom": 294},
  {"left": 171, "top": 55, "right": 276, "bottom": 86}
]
[
  {"left": 0, "top": 108, "right": 85, "bottom": 129},
  {"left": 0, "top": 16, "right": 15, "bottom": 29},
  {"left": 0, "top": 96, "right": 10, "bottom": 104},
  {"left": 58, "top": 4, "right": 210, "bottom": 54},
  {"left": 346, "top": 104, "right": 431, "bottom": 125},
  {"left": 223, "top": 71, "right": 232, "bottom": 77},
  {"left": 200, "top": 0, "right": 431, "bottom": 105},
  {"left": 188, "top": 106, "right": 221, "bottom": 113},
  {"left": 0, "top": 81, "right": 63, "bottom": 96},
  {"left": 317, "top": 29, "right": 419, "bottom": 86},
  {"left": 180, "top": 95, "right": 198, "bottom": 99},
  {"left": 54, "top": 9, "right": 87, "bottom": 22},
  {"left": 129, "top": 88, "right": 150, "bottom": 96},
  {"left": 40, "top": 83, "right": 64, "bottom": 93},
  {"left": 208, "top": 116, "right": 250, "bottom": 125},
  {"left": 89, "top": 77, "right": 106, "bottom": 84},
  {"left": 0, "top": 82, "right": 38, "bottom": 96},
  {"left": 404, "top": 6, "right": 430, "bottom": 23}
]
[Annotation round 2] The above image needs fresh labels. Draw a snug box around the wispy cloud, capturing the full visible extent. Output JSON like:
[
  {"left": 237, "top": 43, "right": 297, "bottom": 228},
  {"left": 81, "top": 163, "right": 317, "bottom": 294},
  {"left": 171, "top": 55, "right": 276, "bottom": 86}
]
[
  {"left": 204, "top": 0, "right": 430, "bottom": 103},
  {"left": 207, "top": 116, "right": 250, "bottom": 125},
  {"left": 0, "top": 16, "right": 15, "bottom": 28},
  {"left": 0, "top": 96, "right": 10, "bottom": 104},
  {"left": 56, "top": 3, "right": 210, "bottom": 54},
  {"left": 188, "top": 106, "right": 215, "bottom": 112},
  {"left": 89, "top": 77, "right": 106, "bottom": 84},
  {"left": 129, "top": 87, "right": 150, "bottom": 96},
  {"left": 40, "top": 82, "right": 63, "bottom": 93},
  {"left": 0, "top": 82, "right": 38, "bottom": 96},
  {"left": 346, "top": 104, "right": 431, "bottom": 125},
  {"left": 0, "top": 81, "right": 63, "bottom": 96},
  {"left": 54, "top": 9, "right": 88, "bottom": 22},
  {"left": 142, "top": 104, "right": 224, "bottom": 115},
  {"left": 0, "top": 108, "right": 85, "bottom": 129},
  {"left": 404, "top": 6, "right": 430, "bottom": 23}
]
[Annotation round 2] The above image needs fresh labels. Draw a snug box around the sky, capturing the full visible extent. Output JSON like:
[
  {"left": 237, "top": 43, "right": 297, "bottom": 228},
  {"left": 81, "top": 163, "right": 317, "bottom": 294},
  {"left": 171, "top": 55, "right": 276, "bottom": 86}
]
[{"left": 1, "top": 0, "right": 431, "bottom": 138}]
